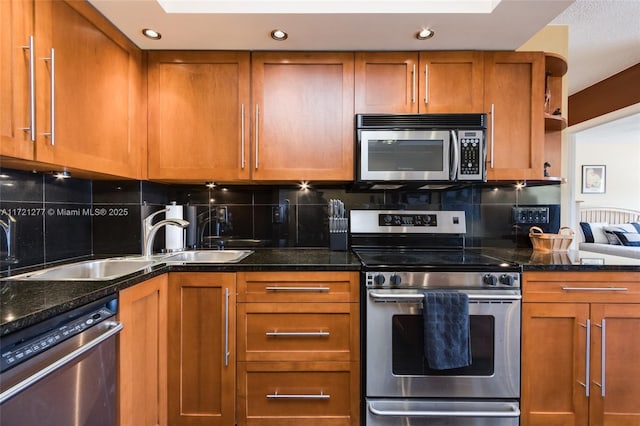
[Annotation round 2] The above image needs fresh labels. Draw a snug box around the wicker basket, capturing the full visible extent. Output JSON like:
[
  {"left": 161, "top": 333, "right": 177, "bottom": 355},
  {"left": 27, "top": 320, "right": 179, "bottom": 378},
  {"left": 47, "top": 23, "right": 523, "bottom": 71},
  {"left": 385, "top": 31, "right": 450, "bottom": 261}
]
[{"left": 529, "top": 226, "right": 574, "bottom": 252}]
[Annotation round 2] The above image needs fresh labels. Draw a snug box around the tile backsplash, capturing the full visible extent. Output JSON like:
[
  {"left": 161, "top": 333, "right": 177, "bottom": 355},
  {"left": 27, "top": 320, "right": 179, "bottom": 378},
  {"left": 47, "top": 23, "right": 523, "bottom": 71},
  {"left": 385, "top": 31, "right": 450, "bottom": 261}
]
[{"left": 0, "top": 167, "right": 561, "bottom": 273}]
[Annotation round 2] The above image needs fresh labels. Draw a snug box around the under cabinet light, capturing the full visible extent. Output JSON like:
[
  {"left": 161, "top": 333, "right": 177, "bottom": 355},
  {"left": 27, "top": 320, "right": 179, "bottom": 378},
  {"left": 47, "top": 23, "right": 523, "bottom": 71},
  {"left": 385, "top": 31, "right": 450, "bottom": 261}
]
[{"left": 52, "top": 170, "right": 71, "bottom": 179}]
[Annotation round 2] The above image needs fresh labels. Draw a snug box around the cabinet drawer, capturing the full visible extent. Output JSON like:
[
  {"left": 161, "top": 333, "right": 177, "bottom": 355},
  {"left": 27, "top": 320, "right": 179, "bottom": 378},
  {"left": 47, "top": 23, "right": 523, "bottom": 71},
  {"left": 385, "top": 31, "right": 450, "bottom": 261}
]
[
  {"left": 237, "top": 271, "right": 359, "bottom": 303},
  {"left": 523, "top": 271, "right": 640, "bottom": 303},
  {"left": 237, "top": 362, "right": 359, "bottom": 426},
  {"left": 238, "top": 303, "right": 359, "bottom": 362}
]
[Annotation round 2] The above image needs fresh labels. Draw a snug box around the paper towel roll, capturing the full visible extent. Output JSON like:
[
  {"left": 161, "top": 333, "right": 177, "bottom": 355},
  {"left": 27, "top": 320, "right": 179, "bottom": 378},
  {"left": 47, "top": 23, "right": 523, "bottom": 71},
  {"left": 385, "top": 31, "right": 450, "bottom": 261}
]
[{"left": 165, "top": 203, "right": 185, "bottom": 251}]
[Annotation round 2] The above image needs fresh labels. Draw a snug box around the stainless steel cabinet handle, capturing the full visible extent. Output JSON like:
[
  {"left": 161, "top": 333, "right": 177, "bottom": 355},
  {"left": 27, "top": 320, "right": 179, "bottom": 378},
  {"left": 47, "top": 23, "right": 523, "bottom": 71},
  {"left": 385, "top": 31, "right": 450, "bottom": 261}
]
[
  {"left": 254, "top": 104, "right": 259, "bottom": 169},
  {"left": 593, "top": 320, "right": 606, "bottom": 397},
  {"left": 265, "top": 286, "right": 330, "bottom": 292},
  {"left": 21, "top": 36, "right": 35, "bottom": 141},
  {"left": 562, "top": 287, "right": 628, "bottom": 292},
  {"left": 424, "top": 64, "right": 429, "bottom": 104},
  {"left": 411, "top": 64, "right": 416, "bottom": 104},
  {"left": 578, "top": 319, "right": 591, "bottom": 397},
  {"left": 42, "top": 48, "right": 55, "bottom": 145},
  {"left": 368, "top": 402, "right": 520, "bottom": 418},
  {"left": 369, "top": 292, "right": 521, "bottom": 302},
  {"left": 240, "top": 104, "right": 245, "bottom": 169},
  {"left": 224, "top": 287, "right": 230, "bottom": 367},
  {"left": 266, "top": 331, "right": 330, "bottom": 337},
  {"left": 0, "top": 320, "right": 123, "bottom": 404},
  {"left": 490, "top": 103, "right": 495, "bottom": 168},
  {"left": 266, "top": 391, "right": 330, "bottom": 400}
]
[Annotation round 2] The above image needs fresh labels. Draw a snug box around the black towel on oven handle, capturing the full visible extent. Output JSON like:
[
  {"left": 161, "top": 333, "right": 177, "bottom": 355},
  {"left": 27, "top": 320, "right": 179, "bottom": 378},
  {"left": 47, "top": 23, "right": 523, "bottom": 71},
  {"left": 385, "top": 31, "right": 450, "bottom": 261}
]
[{"left": 422, "top": 291, "right": 472, "bottom": 370}]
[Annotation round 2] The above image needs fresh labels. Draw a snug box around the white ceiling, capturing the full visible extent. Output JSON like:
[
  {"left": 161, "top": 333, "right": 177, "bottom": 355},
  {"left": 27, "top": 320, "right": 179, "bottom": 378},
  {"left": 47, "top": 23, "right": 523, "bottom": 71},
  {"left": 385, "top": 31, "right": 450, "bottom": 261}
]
[{"left": 88, "top": 0, "right": 639, "bottom": 95}]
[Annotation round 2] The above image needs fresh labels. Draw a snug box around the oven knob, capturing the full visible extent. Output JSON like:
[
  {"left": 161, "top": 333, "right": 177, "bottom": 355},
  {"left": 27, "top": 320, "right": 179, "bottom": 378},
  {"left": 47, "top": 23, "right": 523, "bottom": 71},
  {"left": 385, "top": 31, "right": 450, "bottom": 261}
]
[
  {"left": 482, "top": 274, "right": 498, "bottom": 286},
  {"left": 389, "top": 274, "right": 402, "bottom": 286},
  {"left": 373, "top": 274, "right": 386, "bottom": 286},
  {"left": 499, "top": 274, "right": 515, "bottom": 286}
]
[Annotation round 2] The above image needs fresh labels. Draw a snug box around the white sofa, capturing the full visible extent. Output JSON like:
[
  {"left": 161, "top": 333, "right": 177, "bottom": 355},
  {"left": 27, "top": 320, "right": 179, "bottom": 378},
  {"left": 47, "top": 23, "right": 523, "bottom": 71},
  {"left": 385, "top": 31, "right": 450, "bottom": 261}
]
[{"left": 578, "top": 206, "right": 640, "bottom": 259}]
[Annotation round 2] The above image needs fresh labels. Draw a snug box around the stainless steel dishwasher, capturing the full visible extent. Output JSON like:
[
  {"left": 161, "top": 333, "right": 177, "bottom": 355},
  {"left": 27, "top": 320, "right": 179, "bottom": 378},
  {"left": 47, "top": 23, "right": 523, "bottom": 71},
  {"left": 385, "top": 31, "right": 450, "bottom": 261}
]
[{"left": 0, "top": 295, "right": 122, "bottom": 426}]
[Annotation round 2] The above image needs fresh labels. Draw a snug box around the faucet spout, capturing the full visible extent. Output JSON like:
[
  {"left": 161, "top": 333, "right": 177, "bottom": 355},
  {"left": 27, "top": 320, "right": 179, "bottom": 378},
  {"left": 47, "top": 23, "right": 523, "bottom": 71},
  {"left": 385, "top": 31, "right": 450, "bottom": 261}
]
[
  {"left": 0, "top": 213, "right": 17, "bottom": 262},
  {"left": 142, "top": 208, "right": 189, "bottom": 257}
]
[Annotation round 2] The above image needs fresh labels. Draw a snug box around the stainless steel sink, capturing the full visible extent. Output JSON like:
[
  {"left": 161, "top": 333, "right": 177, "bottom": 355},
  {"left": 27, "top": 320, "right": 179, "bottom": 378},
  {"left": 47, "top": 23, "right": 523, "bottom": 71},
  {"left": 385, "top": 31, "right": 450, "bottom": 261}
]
[
  {"left": 162, "top": 250, "right": 253, "bottom": 263},
  {"left": 8, "top": 259, "right": 158, "bottom": 281}
]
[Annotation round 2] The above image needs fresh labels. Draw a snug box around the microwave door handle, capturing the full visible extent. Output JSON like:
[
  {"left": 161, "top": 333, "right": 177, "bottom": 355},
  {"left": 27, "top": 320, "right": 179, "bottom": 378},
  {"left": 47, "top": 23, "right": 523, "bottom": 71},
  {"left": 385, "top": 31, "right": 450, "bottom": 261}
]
[{"left": 450, "top": 130, "right": 459, "bottom": 180}]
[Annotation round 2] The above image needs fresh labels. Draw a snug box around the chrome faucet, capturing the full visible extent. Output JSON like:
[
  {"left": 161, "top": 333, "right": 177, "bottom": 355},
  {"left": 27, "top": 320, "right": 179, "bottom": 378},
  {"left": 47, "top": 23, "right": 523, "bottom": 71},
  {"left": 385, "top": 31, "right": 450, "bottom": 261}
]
[
  {"left": 142, "top": 208, "right": 190, "bottom": 257},
  {"left": 0, "top": 213, "right": 17, "bottom": 263}
]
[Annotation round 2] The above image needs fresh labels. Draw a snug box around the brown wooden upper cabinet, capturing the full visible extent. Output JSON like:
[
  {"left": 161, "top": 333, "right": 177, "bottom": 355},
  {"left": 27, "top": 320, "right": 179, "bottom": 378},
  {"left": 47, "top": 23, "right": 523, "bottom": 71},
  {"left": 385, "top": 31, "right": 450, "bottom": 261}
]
[
  {"left": 1, "top": 0, "right": 145, "bottom": 179},
  {"left": 354, "top": 51, "right": 484, "bottom": 114},
  {"left": 147, "top": 51, "right": 354, "bottom": 183},
  {"left": 147, "top": 51, "right": 252, "bottom": 182},
  {"left": 484, "top": 51, "right": 545, "bottom": 181},
  {"left": 251, "top": 52, "right": 355, "bottom": 182}
]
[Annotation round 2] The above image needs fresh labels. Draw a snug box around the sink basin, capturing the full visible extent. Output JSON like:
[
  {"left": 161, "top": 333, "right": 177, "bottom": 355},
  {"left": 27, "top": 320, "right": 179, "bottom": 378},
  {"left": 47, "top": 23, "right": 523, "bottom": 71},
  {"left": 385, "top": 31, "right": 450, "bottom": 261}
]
[
  {"left": 8, "top": 259, "right": 157, "bottom": 281},
  {"left": 162, "top": 250, "right": 253, "bottom": 263}
]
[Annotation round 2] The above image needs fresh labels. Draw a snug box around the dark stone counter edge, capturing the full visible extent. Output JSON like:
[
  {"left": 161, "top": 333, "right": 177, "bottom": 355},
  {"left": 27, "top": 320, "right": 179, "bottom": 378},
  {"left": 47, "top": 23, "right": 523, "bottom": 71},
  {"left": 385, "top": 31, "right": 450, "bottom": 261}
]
[{"left": 3, "top": 247, "right": 640, "bottom": 337}]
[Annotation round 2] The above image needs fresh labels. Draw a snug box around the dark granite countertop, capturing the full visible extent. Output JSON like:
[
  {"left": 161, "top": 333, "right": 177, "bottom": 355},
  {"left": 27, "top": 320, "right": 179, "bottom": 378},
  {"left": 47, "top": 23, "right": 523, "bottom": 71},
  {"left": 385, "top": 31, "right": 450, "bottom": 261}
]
[
  {"left": 0, "top": 249, "right": 361, "bottom": 337},
  {"left": 3, "top": 246, "right": 640, "bottom": 338}
]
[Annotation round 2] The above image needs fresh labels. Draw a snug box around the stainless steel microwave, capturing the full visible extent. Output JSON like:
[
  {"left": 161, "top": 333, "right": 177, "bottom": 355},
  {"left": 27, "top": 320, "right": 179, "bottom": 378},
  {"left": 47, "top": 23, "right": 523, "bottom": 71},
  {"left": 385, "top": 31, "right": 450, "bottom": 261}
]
[{"left": 356, "top": 113, "right": 487, "bottom": 189}]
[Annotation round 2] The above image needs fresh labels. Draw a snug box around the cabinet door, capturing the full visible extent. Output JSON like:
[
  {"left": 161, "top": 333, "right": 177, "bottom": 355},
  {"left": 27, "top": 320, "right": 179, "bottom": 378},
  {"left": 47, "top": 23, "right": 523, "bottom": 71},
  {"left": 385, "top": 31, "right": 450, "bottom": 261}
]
[
  {"left": 148, "top": 51, "right": 251, "bottom": 181},
  {"left": 168, "top": 273, "right": 236, "bottom": 426},
  {"left": 484, "top": 51, "right": 545, "bottom": 180},
  {"left": 521, "top": 303, "right": 590, "bottom": 426},
  {"left": 1, "top": 0, "right": 34, "bottom": 160},
  {"left": 589, "top": 304, "right": 640, "bottom": 425},
  {"left": 119, "top": 275, "right": 168, "bottom": 426},
  {"left": 419, "top": 51, "right": 484, "bottom": 113},
  {"left": 251, "top": 52, "right": 354, "bottom": 181},
  {"left": 33, "top": 0, "right": 145, "bottom": 178},
  {"left": 354, "top": 52, "right": 419, "bottom": 113}
]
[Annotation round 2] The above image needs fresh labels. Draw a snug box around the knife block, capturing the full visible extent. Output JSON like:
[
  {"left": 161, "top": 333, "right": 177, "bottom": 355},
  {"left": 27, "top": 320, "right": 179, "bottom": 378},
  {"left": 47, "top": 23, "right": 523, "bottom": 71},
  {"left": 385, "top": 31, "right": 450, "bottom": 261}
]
[{"left": 329, "top": 233, "right": 348, "bottom": 251}]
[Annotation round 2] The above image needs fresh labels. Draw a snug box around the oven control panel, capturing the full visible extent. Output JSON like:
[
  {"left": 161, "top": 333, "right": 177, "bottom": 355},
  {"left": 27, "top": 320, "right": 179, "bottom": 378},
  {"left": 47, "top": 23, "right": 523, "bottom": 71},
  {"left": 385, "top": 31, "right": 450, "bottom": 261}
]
[{"left": 365, "top": 271, "right": 520, "bottom": 289}]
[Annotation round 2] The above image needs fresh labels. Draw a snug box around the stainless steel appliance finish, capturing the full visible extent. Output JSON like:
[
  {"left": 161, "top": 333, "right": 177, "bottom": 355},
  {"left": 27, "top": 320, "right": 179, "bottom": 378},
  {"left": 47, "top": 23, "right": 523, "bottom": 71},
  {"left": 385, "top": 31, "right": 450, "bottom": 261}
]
[
  {"left": 351, "top": 210, "right": 521, "bottom": 426},
  {"left": 355, "top": 113, "right": 486, "bottom": 189},
  {"left": 0, "top": 296, "right": 122, "bottom": 426}
]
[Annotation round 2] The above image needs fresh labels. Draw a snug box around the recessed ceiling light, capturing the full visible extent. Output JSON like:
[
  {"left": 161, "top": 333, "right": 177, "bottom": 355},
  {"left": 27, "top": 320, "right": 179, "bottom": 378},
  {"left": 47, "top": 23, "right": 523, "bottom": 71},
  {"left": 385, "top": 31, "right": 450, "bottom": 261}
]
[
  {"left": 416, "top": 28, "right": 435, "bottom": 40},
  {"left": 270, "top": 29, "right": 288, "bottom": 41},
  {"left": 142, "top": 28, "right": 162, "bottom": 40}
]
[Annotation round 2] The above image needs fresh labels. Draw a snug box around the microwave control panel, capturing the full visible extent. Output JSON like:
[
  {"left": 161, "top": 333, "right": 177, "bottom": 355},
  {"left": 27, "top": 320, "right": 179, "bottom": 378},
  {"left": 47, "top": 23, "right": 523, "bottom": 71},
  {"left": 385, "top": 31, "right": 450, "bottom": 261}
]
[{"left": 457, "top": 130, "right": 484, "bottom": 180}]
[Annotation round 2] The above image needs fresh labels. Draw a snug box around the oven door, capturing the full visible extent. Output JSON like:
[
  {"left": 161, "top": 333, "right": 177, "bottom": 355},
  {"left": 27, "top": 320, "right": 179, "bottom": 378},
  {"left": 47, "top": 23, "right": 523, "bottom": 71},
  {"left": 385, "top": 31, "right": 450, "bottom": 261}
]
[
  {"left": 358, "top": 130, "right": 452, "bottom": 181},
  {"left": 365, "top": 289, "right": 521, "bottom": 399}
]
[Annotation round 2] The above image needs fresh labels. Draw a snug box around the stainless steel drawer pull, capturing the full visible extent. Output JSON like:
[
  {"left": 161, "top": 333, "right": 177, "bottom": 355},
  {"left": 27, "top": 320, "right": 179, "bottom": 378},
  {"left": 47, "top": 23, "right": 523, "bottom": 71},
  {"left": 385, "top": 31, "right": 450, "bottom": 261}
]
[
  {"left": 266, "top": 331, "right": 330, "bottom": 337},
  {"left": 562, "top": 287, "right": 628, "bottom": 292},
  {"left": 593, "top": 320, "right": 606, "bottom": 397},
  {"left": 578, "top": 319, "right": 591, "bottom": 397},
  {"left": 267, "top": 391, "right": 330, "bottom": 400},
  {"left": 265, "top": 286, "right": 330, "bottom": 292},
  {"left": 368, "top": 402, "right": 520, "bottom": 418}
]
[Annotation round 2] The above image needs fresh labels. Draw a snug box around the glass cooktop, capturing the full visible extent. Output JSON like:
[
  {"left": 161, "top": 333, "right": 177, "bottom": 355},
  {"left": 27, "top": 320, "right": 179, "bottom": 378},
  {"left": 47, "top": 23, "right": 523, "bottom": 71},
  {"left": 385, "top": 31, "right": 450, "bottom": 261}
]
[{"left": 354, "top": 249, "right": 519, "bottom": 270}]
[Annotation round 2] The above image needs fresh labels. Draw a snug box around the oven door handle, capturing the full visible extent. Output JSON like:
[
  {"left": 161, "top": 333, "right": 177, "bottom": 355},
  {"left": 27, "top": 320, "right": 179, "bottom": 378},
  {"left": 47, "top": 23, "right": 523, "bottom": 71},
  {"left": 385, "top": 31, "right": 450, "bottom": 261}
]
[
  {"left": 369, "top": 292, "right": 521, "bottom": 303},
  {"left": 368, "top": 401, "right": 521, "bottom": 418}
]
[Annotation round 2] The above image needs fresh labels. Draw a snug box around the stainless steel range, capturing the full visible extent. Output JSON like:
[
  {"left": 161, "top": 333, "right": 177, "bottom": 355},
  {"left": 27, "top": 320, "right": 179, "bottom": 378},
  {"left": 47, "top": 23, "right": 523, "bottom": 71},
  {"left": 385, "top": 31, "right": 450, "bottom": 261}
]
[{"left": 350, "top": 210, "right": 522, "bottom": 426}]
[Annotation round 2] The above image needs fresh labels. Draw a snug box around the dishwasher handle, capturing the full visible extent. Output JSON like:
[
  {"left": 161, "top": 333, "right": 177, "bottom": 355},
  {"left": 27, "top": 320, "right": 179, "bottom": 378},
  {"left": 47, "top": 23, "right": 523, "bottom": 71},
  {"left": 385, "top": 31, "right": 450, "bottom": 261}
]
[{"left": 0, "top": 320, "right": 123, "bottom": 404}]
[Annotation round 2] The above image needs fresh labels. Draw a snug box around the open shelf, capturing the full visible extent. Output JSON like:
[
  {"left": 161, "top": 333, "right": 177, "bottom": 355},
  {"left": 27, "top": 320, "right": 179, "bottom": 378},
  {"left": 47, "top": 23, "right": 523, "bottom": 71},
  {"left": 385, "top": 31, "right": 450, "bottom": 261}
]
[
  {"left": 545, "top": 53, "right": 568, "bottom": 77},
  {"left": 545, "top": 113, "right": 568, "bottom": 131}
]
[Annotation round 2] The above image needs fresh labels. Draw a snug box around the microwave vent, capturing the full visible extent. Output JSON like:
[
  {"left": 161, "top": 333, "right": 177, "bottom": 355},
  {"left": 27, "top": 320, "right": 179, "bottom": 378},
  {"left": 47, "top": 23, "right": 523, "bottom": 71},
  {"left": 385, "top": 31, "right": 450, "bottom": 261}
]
[{"left": 357, "top": 113, "right": 486, "bottom": 129}]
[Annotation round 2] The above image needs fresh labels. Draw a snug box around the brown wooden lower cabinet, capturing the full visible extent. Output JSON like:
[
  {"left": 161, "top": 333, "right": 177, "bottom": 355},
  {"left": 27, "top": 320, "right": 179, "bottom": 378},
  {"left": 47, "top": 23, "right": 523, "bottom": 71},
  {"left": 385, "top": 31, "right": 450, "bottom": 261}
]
[
  {"left": 237, "top": 361, "right": 359, "bottom": 426},
  {"left": 521, "top": 271, "right": 640, "bottom": 426},
  {"left": 167, "top": 272, "right": 236, "bottom": 426},
  {"left": 236, "top": 271, "right": 360, "bottom": 426},
  {"left": 118, "top": 274, "right": 168, "bottom": 426}
]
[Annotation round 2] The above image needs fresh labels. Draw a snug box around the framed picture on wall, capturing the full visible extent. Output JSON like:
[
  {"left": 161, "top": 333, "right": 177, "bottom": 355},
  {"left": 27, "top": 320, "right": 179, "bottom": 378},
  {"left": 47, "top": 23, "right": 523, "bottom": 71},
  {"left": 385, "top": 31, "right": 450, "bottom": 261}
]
[{"left": 581, "top": 165, "right": 606, "bottom": 193}]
